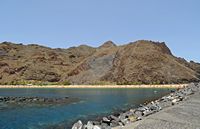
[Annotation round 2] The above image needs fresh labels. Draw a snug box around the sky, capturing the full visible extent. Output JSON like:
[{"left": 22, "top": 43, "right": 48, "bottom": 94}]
[{"left": 0, "top": 0, "right": 200, "bottom": 62}]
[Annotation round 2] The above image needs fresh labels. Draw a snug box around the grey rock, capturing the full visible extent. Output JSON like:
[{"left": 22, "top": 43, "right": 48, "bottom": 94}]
[
  {"left": 124, "top": 111, "right": 134, "bottom": 117},
  {"left": 110, "top": 115, "right": 120, "bottom": 122},
  {"left": 110, "top": 120, "right": 120, "bottom": 127},
  {"left": 84, "top": 121, "right": 94, "bottom": 129},
  {"left": 149, "top": 103, "right": 161, "bottom": 111},
  {"left": 93, "top": 125, "right": 101, "bottom": 129},
  {"left": 134, "top": 110, "right": 143, "bottom": 118},
  {"left": 175, "top": 92, "right": 185, "bottom": 98},
  {"left": 118, "top": 122, "right": 124, "bottom": 126},
  {"left": 92, "top": 121, "right": 101, "bottom": 125},
  {"left": 197, "top": 83, "right": 200, "bottom": 87},
  {"left": 120, "top": 118, "right": 129, "bottom": 125},
  {"left": 171, "top": 98, "right": 180, "bottom": 105},
  {"left": 143, "top": 110, "right": 154, "bottom": 116},
  {"left": 118, "top": 114, "right": 126, "bottom": 121},
  {"left": 100, "top": 122, "right": 110, "bottom": 129},
  {"left": 102, "top": 117, "right": 110, "bottom": 122},
  {"left": 39, "top": 98, "right": 45, "bottom": 102},
  {"left": 137, "top": 106, "right": 149, "bottom": 112},
  {"left": 159, "top": 100, "right": 172, "bottom": 108},
  {"left": 72, "top": 120, "right": 83, "bottom": 129},
  {"left": 129, "top": 109, "right": 135, "bottom": 113}
]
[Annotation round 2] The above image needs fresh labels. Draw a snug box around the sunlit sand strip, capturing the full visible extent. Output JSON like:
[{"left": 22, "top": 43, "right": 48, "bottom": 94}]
[{"left": 0, "top": 84, "right": 188, "bottom": 88}]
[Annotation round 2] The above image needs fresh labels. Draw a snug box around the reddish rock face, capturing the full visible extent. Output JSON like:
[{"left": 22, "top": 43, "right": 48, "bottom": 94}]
[{"left": 0, "top": 40, "right": 199, "bottom": 84}]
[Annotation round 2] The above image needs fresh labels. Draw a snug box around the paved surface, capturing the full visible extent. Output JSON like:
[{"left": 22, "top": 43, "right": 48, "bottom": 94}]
[{"left": 119, "top": 91, "right": 200, "bottom": 129}]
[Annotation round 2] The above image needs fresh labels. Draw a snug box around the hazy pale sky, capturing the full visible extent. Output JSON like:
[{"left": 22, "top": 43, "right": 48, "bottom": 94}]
[{"left": 0, "top": 0, "right": 199, "bottom": 62}]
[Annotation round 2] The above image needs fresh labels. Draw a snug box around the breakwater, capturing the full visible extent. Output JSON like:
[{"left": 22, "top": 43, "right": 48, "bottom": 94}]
[{"left": 72, "top": 83, "right": 199, "bottom": 129}]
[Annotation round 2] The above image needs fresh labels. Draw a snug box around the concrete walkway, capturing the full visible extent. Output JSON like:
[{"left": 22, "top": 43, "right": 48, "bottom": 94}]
[{"left": 120, "top": 91, "right": 200, "bottom": 129}]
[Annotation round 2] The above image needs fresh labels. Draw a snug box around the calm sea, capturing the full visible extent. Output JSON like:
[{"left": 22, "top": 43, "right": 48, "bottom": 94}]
[{"left": 0, "top": 88, "right": 172, "bottom": 129}]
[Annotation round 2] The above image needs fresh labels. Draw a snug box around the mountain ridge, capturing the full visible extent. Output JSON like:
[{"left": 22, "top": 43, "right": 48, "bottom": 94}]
[{"left": 0, "top": 40, "right": 199, "bottom": 85}]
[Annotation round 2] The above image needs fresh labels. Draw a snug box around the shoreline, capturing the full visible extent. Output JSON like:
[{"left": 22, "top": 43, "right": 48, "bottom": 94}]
[
  {"left": 71, "top": 83, "right": 200, "bottom": 129},
  {"left": 121, "top": 83, "right": 200, "bottom": 129},
  {"left": 0, "top": 84, "right": 187, "bottom": 89}
]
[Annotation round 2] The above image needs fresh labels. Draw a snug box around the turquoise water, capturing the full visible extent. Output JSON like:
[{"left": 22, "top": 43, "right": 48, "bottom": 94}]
[{"left": 0, "top": 88, "right": 172, "bottom": 129}]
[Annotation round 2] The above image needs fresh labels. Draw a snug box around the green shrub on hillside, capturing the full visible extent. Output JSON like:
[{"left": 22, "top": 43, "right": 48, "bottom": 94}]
[
  {"left": 0, "top": 80, "right": 71, "bottom": 86},
  {"left": 90, "top": 81, "right": 116, "bottom": 85},
  {"left": 117, "top": 81, "right": 142, "bottom": 85},
  {"left": 62, "top": 81, "right": 71, "bottom": 85}
]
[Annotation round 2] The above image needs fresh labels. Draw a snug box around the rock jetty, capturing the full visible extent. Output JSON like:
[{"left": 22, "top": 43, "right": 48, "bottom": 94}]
[
  {"left": 0, "top": 96, "right": 79, "bottom": 106},
  {"left": 72, "top": 83, "right": 200, "bottom": 129}
]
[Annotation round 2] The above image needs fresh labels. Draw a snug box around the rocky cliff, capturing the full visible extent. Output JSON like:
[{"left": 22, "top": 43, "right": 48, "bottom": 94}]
[{"left": 0, "top": 40, "right": 199, "bottom": 85}]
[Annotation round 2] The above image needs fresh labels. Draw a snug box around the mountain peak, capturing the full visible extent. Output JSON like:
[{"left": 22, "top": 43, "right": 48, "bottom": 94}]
[
  {"left": 99, "top": 41, "right": 117, "bottom": 48},
  {"left": 134, "top": 40, "right": 172, "bottom": 55}
]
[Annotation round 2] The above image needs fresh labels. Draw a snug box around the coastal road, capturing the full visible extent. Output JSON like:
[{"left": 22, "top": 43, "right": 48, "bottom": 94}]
[{"left": 120, "top": 91, "right": 200, "bottom": 129}]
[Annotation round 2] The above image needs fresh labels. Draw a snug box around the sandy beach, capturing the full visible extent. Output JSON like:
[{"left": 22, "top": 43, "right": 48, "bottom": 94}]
[{"left": 0, "top": 84, "right": 187, "bottom": 89}]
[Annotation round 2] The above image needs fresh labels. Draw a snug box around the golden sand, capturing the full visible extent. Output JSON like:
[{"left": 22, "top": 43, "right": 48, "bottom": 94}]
[{"left": 0, "top": 84, "right": 188, "bottom": 88}]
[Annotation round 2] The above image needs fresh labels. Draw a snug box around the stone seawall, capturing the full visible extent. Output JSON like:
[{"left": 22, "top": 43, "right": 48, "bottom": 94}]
[
  {"left": 121, "top": 83, "right": 200, "bottom": 129},
  {"left": 71, "top": 83, "right": 200, "bottom": 129}
]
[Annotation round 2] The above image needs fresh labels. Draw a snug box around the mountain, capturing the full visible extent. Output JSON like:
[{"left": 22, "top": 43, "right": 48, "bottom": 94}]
[{"left": 0, "top": 40, "right": 199, "bottom": 85}]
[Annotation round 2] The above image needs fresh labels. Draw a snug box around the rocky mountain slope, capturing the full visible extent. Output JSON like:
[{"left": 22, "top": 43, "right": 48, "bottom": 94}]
[{"left": 0, "top": 40, "right": 199, "bottom": 85}]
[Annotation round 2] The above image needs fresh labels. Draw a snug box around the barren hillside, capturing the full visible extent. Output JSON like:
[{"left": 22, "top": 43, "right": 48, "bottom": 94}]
[{"left": 0, "top": 40, "right": 199, "bottom": 85}]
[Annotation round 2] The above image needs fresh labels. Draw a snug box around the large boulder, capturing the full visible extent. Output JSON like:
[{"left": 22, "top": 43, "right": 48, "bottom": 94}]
[{"left": 72, "top": 120, "right": 83, "bottom": 129}]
